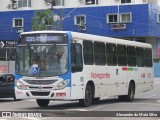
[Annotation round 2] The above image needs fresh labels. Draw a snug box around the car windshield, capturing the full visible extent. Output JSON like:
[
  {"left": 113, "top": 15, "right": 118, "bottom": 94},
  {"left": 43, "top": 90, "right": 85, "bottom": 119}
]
[{"left": 16, "top": 44, "right": 68, "bottom": 77}]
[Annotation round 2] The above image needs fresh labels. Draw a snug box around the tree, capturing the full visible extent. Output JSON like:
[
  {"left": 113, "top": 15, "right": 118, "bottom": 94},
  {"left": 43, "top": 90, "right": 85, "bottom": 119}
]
[{"left": 32, "top": 9, "right": 54, "bottom": 31}]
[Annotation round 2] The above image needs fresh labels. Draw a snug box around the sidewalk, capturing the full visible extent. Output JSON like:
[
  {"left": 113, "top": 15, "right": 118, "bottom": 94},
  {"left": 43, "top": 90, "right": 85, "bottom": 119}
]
[{"left": 154, "top": 77, "right": 160, "bottom": 83}]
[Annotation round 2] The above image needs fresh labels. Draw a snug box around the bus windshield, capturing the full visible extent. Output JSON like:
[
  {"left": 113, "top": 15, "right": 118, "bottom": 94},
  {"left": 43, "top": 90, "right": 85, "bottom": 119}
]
[{"left": 16, "top": 33, "right": 68, "bottom": 77}]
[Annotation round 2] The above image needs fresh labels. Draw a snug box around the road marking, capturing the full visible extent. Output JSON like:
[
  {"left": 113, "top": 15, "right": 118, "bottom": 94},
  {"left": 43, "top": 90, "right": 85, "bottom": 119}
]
[
  {"left": 156, "top": 100, "right": 160, "bottom": 103},
  {"left": 120, "top": 102, "right": 160, "bottom": 106},
  {"left": 88, "top": 102, "right": 121, "bottom": 111},
  {"left": 88, "top": 105, "right": 106, "bottom": 111},
  {"left": 65, "top": 109, "right": 88, "bottom": 111},
  {"left": 143, "top": 94, "right": 157, "bottom": 98},
  {"left": 22, "top": 117, "right": 42, "bottom": 120}
]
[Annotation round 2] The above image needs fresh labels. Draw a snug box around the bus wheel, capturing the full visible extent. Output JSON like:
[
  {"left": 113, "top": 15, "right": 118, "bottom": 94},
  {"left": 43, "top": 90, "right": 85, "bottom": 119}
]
[
  {"left": 92, "top": 97, "right": 100, "bottom": 102},
  {"left": 118, "top": 82, "right": 135, "bottom": 102},
  {"left": 127, "top": 82, "right": 135, "bottom": 102},
  {"left": 36, "top": 99, "right": 50, "bottom": 107},
  {"left": 79, "top": 85, "right": 92, "bottom": 107}
]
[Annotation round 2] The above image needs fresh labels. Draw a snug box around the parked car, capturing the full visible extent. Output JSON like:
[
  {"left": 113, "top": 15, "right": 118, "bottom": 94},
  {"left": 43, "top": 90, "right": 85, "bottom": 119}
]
[{"left": 0, "top": 73, "right": 16, "bottom": 100}]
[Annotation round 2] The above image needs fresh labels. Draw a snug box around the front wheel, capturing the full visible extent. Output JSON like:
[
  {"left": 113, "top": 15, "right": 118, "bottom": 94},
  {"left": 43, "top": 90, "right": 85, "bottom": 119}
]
[
  {"left": 36, "top": 99, "right": 50, "bottom": 107},
  {"left": 79, "top": 85, "right": 92, "bottom": 107},
  {"left": 92, "top": 97, "right": 100, "bottom": 102}
]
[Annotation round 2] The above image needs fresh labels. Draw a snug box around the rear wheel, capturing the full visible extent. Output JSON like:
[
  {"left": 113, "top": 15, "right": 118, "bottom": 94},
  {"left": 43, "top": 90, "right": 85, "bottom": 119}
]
[
  {"left": 127, "top": 82, "right": 135, "bottom": 102},
  {"left": 79, "top": 85, "right": 92, "bottom": 107},
  {"left": 92, "top": 97, "right": 100, "bottom": 102},
  {"left": 36, "top": 99, "right": 50, "bottom": 107},
  {"left": 118, "top": 82, "right": 135, "bottom": 102}
]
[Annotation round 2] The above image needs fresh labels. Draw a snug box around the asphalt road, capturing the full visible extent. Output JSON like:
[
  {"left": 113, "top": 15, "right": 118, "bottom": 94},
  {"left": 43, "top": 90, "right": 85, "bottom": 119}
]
[{"left": 0, "top": 79, "right": 160, "bottom": 120}]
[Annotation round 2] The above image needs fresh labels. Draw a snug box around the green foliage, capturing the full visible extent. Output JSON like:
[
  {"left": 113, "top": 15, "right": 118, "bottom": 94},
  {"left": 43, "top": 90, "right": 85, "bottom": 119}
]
[{"left": 32, "top": 9, "right": 54, "bottom": 31}]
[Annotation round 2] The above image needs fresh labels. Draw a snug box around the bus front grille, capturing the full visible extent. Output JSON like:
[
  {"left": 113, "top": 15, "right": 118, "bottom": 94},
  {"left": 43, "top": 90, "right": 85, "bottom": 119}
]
[
  {"left": 24, "top": 80, "right": 58, "bottom": 85},
  {"left": 31, "top": 91, "right": 50, "bottom": 96}
]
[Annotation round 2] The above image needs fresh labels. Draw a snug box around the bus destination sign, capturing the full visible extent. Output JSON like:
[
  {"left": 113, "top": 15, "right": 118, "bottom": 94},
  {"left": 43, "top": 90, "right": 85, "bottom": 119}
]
[{"left": 19, "top": 33, "right": 68, "bottom": 44}]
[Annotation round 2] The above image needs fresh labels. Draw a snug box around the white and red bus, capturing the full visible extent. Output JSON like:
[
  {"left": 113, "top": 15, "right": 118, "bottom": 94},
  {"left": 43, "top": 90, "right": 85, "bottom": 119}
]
[{"left": 15, "top": 31, "right": 153, "bottom": 107}]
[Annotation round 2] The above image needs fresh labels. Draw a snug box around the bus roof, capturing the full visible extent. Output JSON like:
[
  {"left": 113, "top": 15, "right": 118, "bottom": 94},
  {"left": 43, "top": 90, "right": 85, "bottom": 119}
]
[
  {"left": 70, "top": 32, "right": 152, "bottom": 48},
  {"left": 20, "top": 31, "right": 152, "bottom": 48}
]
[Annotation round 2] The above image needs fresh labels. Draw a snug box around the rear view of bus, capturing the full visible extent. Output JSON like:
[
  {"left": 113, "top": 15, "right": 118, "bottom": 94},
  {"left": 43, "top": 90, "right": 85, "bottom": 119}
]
[{"left": 15, "top": 31, "right": 70, "bottom": 107}]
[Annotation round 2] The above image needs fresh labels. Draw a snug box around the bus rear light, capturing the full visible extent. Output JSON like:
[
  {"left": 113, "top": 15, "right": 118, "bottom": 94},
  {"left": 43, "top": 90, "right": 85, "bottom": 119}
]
[{"left": 56, "top": 93, "right": 66, "bottom": 97}]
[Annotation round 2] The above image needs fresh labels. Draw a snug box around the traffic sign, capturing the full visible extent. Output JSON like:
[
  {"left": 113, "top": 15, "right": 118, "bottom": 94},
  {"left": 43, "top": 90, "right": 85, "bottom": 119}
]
[{"left": 0, "top": 41, "right": 17, "bottom": 48}]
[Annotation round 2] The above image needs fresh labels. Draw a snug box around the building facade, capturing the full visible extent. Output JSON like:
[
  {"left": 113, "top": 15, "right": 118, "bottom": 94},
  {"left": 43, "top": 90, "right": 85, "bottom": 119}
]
[{"left": 0, "top": 0, "right": 160, "bottom": 75}]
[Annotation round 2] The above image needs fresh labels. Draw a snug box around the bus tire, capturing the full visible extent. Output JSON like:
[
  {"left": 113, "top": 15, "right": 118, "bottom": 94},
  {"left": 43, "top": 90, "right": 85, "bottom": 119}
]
[
  {"left": 92, "top": 97, "right": 100, "bottom": 102},
  {"left": 118, "top": 82, "right": 135, "bottom": 102},
  {"left": 118, "top": 95, "right": 125, "bottom": 101},
  {"left": 79, "top": 85, "right": 92, "bottom": 107},
  {"left": 126, "top": 82, "right": 135, "bottom": 102},
  {"left": 36, "top": 99, "right": 50, "bottom": 107}
]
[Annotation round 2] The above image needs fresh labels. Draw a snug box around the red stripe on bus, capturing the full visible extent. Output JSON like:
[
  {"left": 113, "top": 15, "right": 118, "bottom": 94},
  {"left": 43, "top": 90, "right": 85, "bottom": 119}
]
[{"left": 122, "top": 67, "right": 128, "bottom": 71}]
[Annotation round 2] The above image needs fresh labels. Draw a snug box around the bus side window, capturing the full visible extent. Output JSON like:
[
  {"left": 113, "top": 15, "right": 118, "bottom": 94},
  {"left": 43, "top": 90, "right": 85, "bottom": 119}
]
[
  {"left": 71, "top": 43, "right": 83, "bottom": 72},
  {"left": 136, "top": 47, "right": 145, "bottom": 67},
  {"left": 117, "top": 45, "right": 127, "bottom": 66},
  {"left": 145, "top": 48, "right": 153, "bottom": 67},
  {"left": 106, "top": 43, "right": 117, "bottom": 66}
]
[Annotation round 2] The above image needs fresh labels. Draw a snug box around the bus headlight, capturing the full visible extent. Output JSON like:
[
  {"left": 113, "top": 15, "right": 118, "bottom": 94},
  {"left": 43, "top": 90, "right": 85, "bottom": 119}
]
[
  {"left": 16, "top": 80, "right": 27, "bottom": 90},
  {"left": 56, "top": 79, "right": 70, "bottom": 90}
]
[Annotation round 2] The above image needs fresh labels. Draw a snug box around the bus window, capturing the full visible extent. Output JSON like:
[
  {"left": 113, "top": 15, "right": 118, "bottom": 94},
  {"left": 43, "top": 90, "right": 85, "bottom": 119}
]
[
  {"left": 117, "top": 45, "right": 127, "bottom": 66},
  {"left": 83, "top": 40, "right": 94, "bottom": 65},
  {"left": 145, "top": 48, "right": 152, "bottom": 67},
  {"left": 127, "top": 46, "right": 136, "bottom": 67},
  {"left": 71, "top": 43, "right": 83, "bottom": 72},
  {"left": 94, "top": 42, "right": 106, "bottom": 65},
  {"left": 106, "top": 43, "right": 117, "bottom": 66},
  {"left": 136, "top": 47, "right": 145, "bottom": 67}
]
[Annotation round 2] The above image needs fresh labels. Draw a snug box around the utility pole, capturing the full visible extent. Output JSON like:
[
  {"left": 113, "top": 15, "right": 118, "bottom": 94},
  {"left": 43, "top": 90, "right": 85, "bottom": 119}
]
[
  {"left": 59, "top": 8, "right": 63, "bottom": 30},
  {"left": 51, "top": 0, "right": 54, "bottom": 16},
  {"left": 48, "top": 0, "right": 54, "bottom": 30}
]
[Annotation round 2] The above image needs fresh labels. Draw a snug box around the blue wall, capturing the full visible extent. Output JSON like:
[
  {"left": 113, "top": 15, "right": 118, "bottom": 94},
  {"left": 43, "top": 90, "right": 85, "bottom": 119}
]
[
  {"left": 62, "top": 4, "right": 150, "bottom": 37},
  {"left": 154, "top": 63, "right": 160, "bottom": 77},
  {"left": 1, "top": 4, "right": 160, "bottom": 40},
  {"left": 148, "top": 4, "right": 160, "bottom": 37},
  {"left": 0, "top": 10, "right": 34, "bottom": 40}
]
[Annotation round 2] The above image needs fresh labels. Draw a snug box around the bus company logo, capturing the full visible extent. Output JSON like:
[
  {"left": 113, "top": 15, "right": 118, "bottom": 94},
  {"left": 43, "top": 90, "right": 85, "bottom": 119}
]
[
  {"left": 38, "top": 85, "right": 43, "bottom": 90},
  {"left": 91, "top": 72, "right": 110, "bottom": 80}
]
